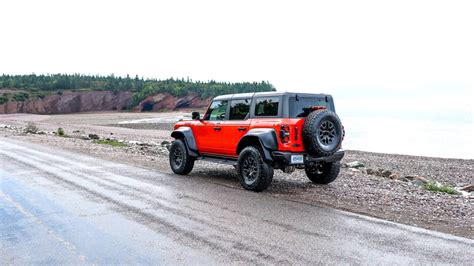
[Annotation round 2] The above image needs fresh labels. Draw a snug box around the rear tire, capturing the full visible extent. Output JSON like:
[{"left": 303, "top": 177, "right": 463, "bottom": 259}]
[
  {"left": 237, "top": 146, "right": 274, "bottom": 192},
  {"left": 305, "top": 162, "right": 340, "bottom": 184},
  {"left": 169, "top": 139, "right": 195, "bottom": 175}
]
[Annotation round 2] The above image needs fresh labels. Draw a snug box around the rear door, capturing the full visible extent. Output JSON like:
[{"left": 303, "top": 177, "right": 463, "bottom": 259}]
[
  {"left": 220, "top": 98, "right": 252, "bottom": 156},
  {"left": 193, "top": 100, "right": 228, "bottom": 155}
]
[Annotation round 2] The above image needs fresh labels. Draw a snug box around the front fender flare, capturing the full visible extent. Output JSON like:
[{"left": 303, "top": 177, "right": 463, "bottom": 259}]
[{"left": 171, "top": 127, "right": 198, "bottom": 157}]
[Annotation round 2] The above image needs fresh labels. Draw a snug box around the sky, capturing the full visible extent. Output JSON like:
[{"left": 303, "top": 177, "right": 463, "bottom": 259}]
[{"left": 0, "top": 0, "right": 472, "bottom": 119}]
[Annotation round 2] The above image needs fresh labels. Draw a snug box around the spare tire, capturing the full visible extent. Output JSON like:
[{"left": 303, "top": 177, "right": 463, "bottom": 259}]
[{"left": 302, "top": 109, "right": 343, "bottom": 157}]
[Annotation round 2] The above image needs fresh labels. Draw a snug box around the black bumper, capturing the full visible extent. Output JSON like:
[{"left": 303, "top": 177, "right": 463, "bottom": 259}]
[{"left": 272, "top": 149, "right": 345, "bottom": 165}]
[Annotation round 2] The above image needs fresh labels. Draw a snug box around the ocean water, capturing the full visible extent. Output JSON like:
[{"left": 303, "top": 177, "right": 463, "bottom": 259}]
[
  {"left": 341, "top": 116, "right": 473, "bottom": 159},
  {"left": 334, "top": 89, "right": 473, "bottom": 159}
]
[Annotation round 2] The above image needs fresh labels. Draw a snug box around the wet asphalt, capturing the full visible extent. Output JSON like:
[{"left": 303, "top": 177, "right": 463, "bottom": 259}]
[{"left": 0, "top": 139, "right": 472, "bottom": 264}]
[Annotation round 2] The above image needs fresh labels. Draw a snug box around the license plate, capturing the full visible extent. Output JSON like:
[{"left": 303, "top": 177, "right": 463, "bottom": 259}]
[{"left": 290, "top": 154, "right": 304, "bottom": 164}]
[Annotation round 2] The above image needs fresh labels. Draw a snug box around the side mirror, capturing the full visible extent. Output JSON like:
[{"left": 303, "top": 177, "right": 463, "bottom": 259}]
[{"left": 191, "top": 111, "right": 200, "bottom": 120}]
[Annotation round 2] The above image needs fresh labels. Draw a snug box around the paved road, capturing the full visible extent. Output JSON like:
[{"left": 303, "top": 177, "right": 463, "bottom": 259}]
[{"left": 0, "top": 139, "right": 472, "bottom": 264}]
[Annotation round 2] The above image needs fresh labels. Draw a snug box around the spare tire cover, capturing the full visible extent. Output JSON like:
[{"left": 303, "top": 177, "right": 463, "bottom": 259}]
[{"left": 302, "top": 110, "right": 343, "bottom": 157}]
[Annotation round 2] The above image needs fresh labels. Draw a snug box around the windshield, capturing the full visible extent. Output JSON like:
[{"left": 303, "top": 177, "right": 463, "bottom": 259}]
[{"left": 289, "top": 96, "right": 333, "bottom": 118}]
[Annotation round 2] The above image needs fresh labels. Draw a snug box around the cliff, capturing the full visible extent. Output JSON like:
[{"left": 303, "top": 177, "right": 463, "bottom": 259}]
[
  {"left": 0, "top": 91, "right": 133, "bottom": 114},
  {"left": 0, "top": 90, "right": 210, "bottom": 114},
  {"left": 134, "top": 92, "right": 210, "bottom": 112}
]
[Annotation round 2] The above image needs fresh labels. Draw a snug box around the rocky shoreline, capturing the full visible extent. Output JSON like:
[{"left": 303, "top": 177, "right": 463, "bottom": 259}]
[{"left": 1, "top": 113, "right": 473, "bottom": 239}]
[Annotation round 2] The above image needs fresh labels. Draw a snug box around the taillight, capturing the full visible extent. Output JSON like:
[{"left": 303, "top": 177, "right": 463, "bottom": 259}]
[
  {"left": 280, "top": 124, "right": 290, "bottom": 143},
  {"left": 311, "top": 106, "right": 327, "bottom": 111}
]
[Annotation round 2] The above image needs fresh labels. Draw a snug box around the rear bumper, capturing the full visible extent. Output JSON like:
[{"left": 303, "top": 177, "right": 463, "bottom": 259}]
[{"left": 272, "top": 149, "right": 345, "bottom": 165}]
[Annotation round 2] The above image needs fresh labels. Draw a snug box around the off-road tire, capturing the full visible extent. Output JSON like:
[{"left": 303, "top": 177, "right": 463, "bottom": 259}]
[
  {"left": 169, "top": 139, "right": 195, "bottom": 175},
  {"left": 302, "top": 109, "right": 343, "bottom": 157},
  {"left": 305, "top": 162, "right": 340, "bottom": 184},
  {"left": 237, "top": 146, "right": 274, "bottom": 192}
]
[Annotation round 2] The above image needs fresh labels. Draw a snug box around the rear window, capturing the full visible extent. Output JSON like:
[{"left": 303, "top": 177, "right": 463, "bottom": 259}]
[
  {"left": 255, "top": 97, "right": 279, "bottom": 116},
  {"left": 289, "top": 97, "right": 331, "bottom": 117}
]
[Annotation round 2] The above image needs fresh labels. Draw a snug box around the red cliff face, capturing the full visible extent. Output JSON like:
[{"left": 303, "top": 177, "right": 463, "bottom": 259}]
[
  {"left": 134, "top": 92, "right": 211, "bottom": 112},
  {"left": 0, "top": 91, "right": 211, "bottom": 114},
  {"left": 0, "top": 91, "right": 133, "bottom": 114}
]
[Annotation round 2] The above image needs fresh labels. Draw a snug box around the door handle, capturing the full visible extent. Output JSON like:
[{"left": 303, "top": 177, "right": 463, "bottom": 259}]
[
  {"left": 237, "top": 127, "right": 247, "bottom": 131},
  {"left": 214, "top": 127, "right": 221, "bottom": 131}
]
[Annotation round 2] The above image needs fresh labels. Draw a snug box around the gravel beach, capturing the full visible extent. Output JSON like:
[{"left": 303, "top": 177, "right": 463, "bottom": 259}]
[{"left": 1, "top": 112, "right": 473, "bottom": 239}]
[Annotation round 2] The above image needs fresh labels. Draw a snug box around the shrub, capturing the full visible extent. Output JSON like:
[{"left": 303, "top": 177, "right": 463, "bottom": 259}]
[
  {"left": 25, "top": 122, "right": 39, "bottom": 133},
  {"left": 12, "top": 92, "right": 30, "bottom": 102},
  {"left": 34, "top": 92, "right": 47, "bottom": 99},
  {"left": 57, "top": 127, "right": 65, "bottom": 136},
  {"left": 0, "top": 95, "right": 8, "bottom": 104}
]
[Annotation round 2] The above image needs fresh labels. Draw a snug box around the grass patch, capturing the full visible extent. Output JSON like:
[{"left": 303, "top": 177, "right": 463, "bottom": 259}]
[
  {"left": 94, "top": 139, "right": 127, "bottom": 147},
  {"left": 423, "top": 182, "right": 459, "bottom": 195}
]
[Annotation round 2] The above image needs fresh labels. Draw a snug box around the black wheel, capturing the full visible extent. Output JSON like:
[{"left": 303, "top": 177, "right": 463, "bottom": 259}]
[
  {"left": 237, "top": 146, "right": 274, "bottom": 192},
  {"left": 302, "top": 110, "right": 343, "bottom": 157},
  {"left": 169, "top": 139, "right": 195, "bottom": 175},
  {"left": 305, "top": 162, "right": 340, "bottom": 184}
]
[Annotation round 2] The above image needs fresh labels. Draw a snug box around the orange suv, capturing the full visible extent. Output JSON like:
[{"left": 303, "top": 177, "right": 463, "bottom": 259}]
[{"left": 170, "top": 92, "right": 344, "bottom": 191}]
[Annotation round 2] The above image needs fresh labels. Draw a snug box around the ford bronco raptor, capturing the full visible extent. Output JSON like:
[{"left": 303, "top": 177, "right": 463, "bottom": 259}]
[{"left": 169, "top": 92, "right": 344, "bottom": 192}]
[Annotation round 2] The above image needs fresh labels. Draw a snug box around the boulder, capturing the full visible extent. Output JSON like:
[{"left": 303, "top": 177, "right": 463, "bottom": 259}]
[
  {"left": 88, "top": 134, "right": 100, "bottom": 140},
  {"left": 80, "top": 134, "right": 91, "bottom": 140},
  {"left": 405, "top": 175, "right": 429, "bottom": 184},
  {"left": 460, "top": 184, "right": 474, "bottom": 192},
  {"left": 128, "top": 140, "right": 143, "bottom": 145},
  {"left": 374, "top": 169, "right": 385, "bottom": 177},
  {"left": 149, "top": 141, "right": 159, "bottom": 146},
  {"left": 410, "top": 180, "right": 425, "bottom": 187},
  {"left": 381, "top": 170, "right": 392, "bottom": 178},
  {"left": 344, "top": 161, "right": 365, "bottom": 169},
  {"left": 366, "top": 168, "right": 376, "bottom": 175},
  {"left": 389, "top": 173, "right": 400, "bottom": 180}
]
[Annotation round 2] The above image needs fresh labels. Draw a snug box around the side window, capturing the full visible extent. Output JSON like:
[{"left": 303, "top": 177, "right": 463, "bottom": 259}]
[
  {"left": 255, "top": 97, "right": 279, "bottom": 116},
  {"left": 229, "top": 99, "right": 251, "bottom": 120},
  {"left": 204, "top": 100, "right": 228, "bottom": 121}
]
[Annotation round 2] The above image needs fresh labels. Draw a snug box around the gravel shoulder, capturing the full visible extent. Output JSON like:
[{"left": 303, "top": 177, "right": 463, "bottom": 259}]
[{"left": 1, "top": 112, "right": 473, "bottom": 239}]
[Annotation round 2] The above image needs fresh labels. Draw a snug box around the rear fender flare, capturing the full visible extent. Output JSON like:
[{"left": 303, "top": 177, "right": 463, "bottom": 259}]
[
  {"left": 236, "top": 128, "right": 278, "bottom": 161},
  {"left": 171, "top": 127, "right": 198, "bottom": 157}
]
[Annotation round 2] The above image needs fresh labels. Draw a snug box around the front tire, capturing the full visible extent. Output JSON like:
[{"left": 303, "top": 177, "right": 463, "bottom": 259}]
[
  {"left": 305, "top": 162, "right": 340, "bottom": 184},
  {"left": 169, "top": 139, "right": 195, "bottom": 175},
  {"left": 237, "top": 146, "right": 274, "bottom": 192}
]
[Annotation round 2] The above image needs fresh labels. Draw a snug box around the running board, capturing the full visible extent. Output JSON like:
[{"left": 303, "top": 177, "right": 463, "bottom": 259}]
[{"left": 197, "top": 155, "right": 238, "bottom": 166}]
